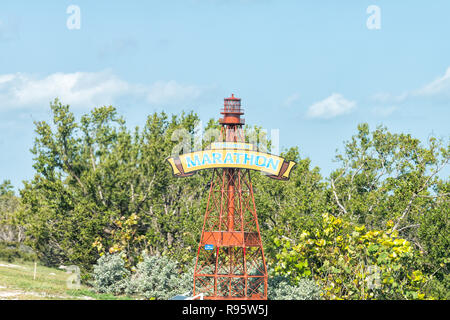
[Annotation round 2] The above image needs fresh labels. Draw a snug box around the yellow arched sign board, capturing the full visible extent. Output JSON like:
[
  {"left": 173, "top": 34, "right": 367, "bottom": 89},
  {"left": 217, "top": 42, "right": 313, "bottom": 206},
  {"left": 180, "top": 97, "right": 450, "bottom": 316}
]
[{"left": 167, "top": 143, "right": 296, "bottom": 180}]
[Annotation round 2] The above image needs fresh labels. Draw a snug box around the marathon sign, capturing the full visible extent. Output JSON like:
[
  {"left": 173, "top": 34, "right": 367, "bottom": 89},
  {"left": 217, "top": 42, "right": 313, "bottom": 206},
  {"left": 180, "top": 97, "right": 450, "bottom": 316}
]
[{"left": 167, "top": 143, "right": 296, "bottom": 180}]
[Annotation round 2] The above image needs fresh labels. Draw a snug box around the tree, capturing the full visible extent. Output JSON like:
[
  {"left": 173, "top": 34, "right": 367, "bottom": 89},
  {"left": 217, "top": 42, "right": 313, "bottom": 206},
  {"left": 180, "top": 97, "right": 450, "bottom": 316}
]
[
  {"left": 0, "top": 180, "right": 24, "bottom": 242},
  {"left": 17, "top": 102, "right": 449, "bottom": 299},
  {"left": 330, "top": 124, "right": 448, "bottom": 228},
  {"left": 272, "top": 213, "right": 430, "bottom": 299},
  {"left": 253, "top": 147, "right": 327, "bottom": 258},
  {"left": 20, "top": 99, "right": 207, "bottom": 270},
  {"left": 416, "top": 179, "right": 449, "bottom": 298},
  {"left": 328, "top": 123, "right": 449, "bottom": 298},
  {"left": 0, "top": 180, "right": 14, "bottom": 197}
]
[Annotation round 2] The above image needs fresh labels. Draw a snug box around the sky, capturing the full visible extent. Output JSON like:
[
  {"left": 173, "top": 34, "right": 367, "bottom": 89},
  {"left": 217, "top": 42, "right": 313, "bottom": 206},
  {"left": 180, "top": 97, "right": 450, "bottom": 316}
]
[{"left": 0, "top": 0, "right": 449, "bottom": 191}]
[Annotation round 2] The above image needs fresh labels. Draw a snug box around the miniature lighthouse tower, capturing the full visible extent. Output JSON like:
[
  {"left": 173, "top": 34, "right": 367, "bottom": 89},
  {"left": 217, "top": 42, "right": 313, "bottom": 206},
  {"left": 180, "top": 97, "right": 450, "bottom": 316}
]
[
  {"left": 193, "top": 94, "right": 268, "bottom": 300},
  {"left": 167, "top": 94, "right": 296, "bottom": 300}
]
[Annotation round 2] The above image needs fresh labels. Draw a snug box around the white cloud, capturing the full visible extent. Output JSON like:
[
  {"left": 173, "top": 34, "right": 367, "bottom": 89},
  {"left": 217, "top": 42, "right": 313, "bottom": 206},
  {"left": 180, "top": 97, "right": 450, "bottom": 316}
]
[
  {"left": 0, "top": 71, "right": 206, "bottom": 110},
  {"left": 283, "top": 92, "right": 300, "bottom": 107},
  {"left": 413, "top": 67, "right": 450, "bottom": 97},
  {"left": 371, "top": 67, "right": 450, "bottom": 103},
  {"left": 371, "top": 92, "right": 408, "bottom": 103},
  {"left": 306, "top": 93, "right": 356, "bottom": 119},
  {"left": 0, "top": 71, "right": 130, "bottom": 109}
]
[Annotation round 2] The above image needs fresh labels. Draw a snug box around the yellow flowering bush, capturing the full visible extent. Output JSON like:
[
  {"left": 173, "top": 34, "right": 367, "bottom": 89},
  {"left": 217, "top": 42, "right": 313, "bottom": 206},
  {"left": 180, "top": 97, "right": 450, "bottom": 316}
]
[
  {"left": 272, "top": 213, "right": 430, "bottom": 299},
  {"left": 93, "top": 213, "right": 146, "bottom": 267}
]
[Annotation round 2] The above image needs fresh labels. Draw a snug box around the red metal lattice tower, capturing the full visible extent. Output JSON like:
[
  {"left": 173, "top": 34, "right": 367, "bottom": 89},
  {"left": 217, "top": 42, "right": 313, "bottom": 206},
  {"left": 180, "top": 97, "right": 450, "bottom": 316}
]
[{"left": 193, "top": 94, "right": 268, "bottom": 300}]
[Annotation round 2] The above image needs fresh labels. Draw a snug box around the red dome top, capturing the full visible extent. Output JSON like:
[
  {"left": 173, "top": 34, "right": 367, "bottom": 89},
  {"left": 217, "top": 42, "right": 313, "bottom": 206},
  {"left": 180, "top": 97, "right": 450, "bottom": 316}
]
[{"left": 220, "top": 94, "right": 245, "bottom": 126}]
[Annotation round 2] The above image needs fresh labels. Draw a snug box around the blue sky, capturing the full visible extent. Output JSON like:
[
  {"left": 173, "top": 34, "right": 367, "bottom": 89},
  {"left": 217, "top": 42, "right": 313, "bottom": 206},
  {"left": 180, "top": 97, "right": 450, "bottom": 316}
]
[{"left": 0, "top": 0, "right": 449, "bottom": 191}]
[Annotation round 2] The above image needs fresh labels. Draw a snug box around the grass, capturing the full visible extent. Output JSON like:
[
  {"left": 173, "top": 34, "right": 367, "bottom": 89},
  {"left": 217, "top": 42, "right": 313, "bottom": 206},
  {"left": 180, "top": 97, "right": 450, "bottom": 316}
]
[{"left": 0, "top": 260, "right": 136, "bottom": 300}]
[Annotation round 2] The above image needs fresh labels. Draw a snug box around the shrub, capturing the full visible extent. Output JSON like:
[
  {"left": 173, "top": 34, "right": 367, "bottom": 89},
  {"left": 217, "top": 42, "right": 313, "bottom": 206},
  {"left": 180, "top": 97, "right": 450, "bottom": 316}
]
[
  {"left": 268, "top": 275, "right": 321, "bottom": 300},
  {"left": 176, "top": 258, "right": 195, "bottom": 295},
  {"left": 126, "top": 254, "right": 182, "bottom": 300},
  {"left": 0, "top": 241, "right": 37, "bottom": 263},
  {"left": 272, "top": 213, "right": 430, "bottom": 299},
  {"left": 92, "top": 253, "right": 130, "bottom": 295}
]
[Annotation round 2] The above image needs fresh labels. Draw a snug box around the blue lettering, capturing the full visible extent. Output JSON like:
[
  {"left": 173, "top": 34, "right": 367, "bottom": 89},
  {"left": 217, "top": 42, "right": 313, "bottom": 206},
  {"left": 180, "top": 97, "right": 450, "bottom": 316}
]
[
  {"left": 202, "top": 153, "right": 212, "bottom": 165},
  {"left": 255, "top": 155, "right": 267, "bottom": 167},
  {"left": 234, "top": 153, "right": 244, "bottom": 164},
  {"left": 267, "top": 158, "right": 280, "bottom": 171},
  {"left": 243, "top": 153, "right": 254, "bottom": 165},
  {"left": 186, "top": 155, "right": 201, "bottom": 168},
  {"left": 224, "top": 152, "right": 233, "bottom": 164},
  {"left": 212, "top": 152, "right": 222, "bottom": 164}
]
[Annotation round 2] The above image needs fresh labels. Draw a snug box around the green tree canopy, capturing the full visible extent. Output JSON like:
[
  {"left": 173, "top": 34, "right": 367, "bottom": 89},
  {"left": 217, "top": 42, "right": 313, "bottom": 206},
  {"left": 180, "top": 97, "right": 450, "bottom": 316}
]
[{"left": 20, "top": 99, "right": 207, "bottom": 269}]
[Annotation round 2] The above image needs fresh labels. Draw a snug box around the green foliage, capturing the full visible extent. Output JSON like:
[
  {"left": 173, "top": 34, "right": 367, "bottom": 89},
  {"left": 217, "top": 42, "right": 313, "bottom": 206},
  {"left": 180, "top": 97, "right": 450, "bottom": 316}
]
[
  {"left": 91, "top": 253, "right": 194, "bottom": 299},
  {"left": 327, "top": 124, "right": 449, "bottom": 299},
  {"left": 0, "top": 242, "right": 37, "bottom": 263},
  {"left": 0, "top": 180, "right": 25, "bottom": 243},
  {"left": 92, "top": 213, "right": 147, "bottom": 268},
  {"left": 12, "top": 98, "right": 448, "bottom": 300},
  {"left": 330, "top": 124, "right": 448, "bottom": 230},
  {"left": 272, "top": 213, "right": 431, "bottom": 299},
  {"left": 0, "top": 180, "right": 14, "bottom": 196},
  {"left": 416, "top": 180, "right": 449, "bottom": 299},
  {"left": 254, "top": 147, "right": 327, "bottom": 258},
  {"left": 19, "top": 99, "right": 206, "bottom": 271},
  {"left": 268, "top": 275, "right": 321, "bottom": 300},
  {"left": 91, "top": 253, "right": 130, "bottom": 295},
  {"left": 0, "top": 180, "right": 29, "bottom": 259},
  {"left": 176, "top": 258, "right": 196, "bottom": 295},
  {"left": 126, "top": 254, "right": 188, "bottom": 300}
]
